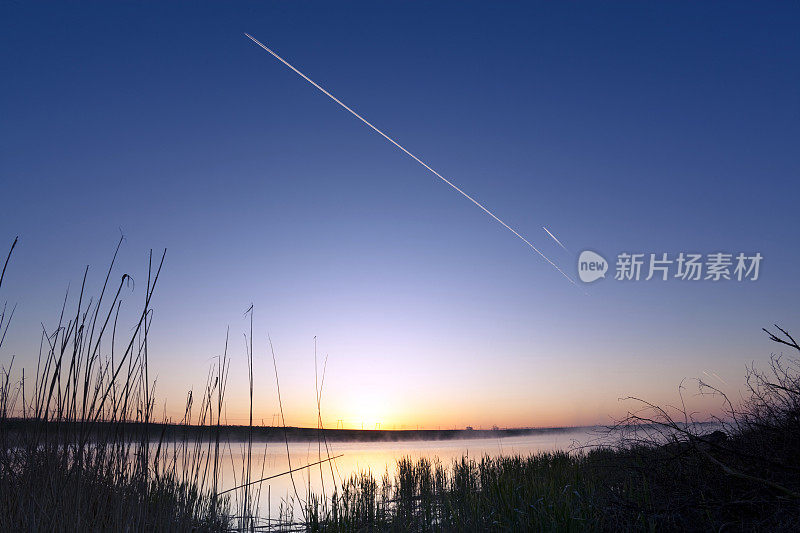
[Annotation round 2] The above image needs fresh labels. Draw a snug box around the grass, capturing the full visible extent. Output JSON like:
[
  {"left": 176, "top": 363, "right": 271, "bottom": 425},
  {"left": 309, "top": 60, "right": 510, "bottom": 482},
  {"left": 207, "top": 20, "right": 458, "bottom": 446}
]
[
  {"left": 0, "top": 238, "right": 235, "bottom": 531},
  {"left": 292, "top": 327, "right": 800, "bottom": 532},
  {"left": 304, "top": 453, "right": 602, "bottom": 531},
  {"left": 1, "top": 236, "right": 799, "bottom": 531}
]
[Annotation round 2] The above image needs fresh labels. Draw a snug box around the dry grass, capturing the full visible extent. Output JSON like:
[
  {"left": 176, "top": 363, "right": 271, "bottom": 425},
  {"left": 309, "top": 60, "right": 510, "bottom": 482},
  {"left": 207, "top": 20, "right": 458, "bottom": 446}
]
[
  {"left": 1, "top": 235, "right": 798, "bottom": 531},
  {"left": 294, "top": 327, "right": 800, "bottom": 532},
  {"left": 0, "top": 237, "right": 234, "bottom": 531}
]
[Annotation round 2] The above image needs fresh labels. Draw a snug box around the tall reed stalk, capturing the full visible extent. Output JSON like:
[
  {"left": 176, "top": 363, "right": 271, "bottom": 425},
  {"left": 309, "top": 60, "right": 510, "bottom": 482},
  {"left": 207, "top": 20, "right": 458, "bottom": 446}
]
[{"left": 0, "top": 238, "right": 239, "bottom": 531}]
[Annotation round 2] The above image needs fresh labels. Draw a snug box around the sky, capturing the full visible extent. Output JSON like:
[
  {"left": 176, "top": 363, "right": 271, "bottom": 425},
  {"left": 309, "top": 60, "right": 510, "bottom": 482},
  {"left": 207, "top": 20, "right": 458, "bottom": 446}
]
[{"left": 1, "top": 1, "right": 799, "bottom": 430}]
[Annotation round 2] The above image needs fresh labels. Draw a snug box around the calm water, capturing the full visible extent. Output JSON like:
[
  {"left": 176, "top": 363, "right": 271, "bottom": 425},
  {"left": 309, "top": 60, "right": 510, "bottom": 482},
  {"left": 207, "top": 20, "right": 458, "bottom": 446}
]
[{"left": 216, "top": 427, "right": 604, "bottom": 521}]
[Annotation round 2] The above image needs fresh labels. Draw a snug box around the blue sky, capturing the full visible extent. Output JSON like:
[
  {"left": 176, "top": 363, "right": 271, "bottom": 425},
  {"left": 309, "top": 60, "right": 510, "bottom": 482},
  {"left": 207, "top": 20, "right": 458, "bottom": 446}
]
[{"left": 1, "top": 2, "right": 799, "bottom": 428}]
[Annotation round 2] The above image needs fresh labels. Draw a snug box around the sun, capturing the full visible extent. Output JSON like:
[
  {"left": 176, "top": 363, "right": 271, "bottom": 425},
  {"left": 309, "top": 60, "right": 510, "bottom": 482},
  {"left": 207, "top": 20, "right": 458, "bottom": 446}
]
[{"left": 342, "top": 388, "right": 392, "bottom": 429}]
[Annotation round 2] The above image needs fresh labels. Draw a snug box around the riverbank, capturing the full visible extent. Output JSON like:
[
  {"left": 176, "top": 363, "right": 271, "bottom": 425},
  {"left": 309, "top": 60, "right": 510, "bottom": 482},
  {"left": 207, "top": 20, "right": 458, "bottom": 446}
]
[{"left": 0, "top": 418, "right": 596, "bottom": 443}]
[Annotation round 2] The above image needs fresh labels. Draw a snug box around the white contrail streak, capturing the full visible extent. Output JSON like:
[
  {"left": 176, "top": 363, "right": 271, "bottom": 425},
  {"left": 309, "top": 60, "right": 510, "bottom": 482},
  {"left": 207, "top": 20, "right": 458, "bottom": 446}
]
[
  {"left": 542, "top": 226, "right": 569, "bottom": 252},
  {"left": 244, "top": 33, "right": 577, "bottom": 286},
  {"left": 702, "top": 370, "right": 728, "bottom": 386},
  {"left": 711, "top": 372, "right": 728, "bottom": 386}
]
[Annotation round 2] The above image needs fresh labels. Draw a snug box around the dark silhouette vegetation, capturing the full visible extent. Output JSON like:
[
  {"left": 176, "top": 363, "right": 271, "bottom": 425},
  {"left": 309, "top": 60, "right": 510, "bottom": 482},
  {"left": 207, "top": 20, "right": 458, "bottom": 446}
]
[
  {"left": 296, "top": 326, "right": 800, "bottom": 532},
  {"left": 1, "top": 237, "right": 798, "bottom": 531}
]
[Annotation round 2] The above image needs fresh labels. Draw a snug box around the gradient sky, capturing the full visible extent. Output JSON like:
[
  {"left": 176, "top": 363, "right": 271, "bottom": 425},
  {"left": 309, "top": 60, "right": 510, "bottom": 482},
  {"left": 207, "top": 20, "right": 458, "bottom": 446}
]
[{"left": 1, "top": 2, "right": 799, "bottom": 429}]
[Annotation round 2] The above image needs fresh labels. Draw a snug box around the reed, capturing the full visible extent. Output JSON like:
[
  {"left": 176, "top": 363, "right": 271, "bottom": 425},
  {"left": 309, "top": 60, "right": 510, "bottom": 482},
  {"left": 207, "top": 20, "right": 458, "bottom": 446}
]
[
  {"left": 295, "top": 328, "right": 800, "bottom": 531},
  {"left": 0, "top": 238, "right": 237, "bottom": 531},
  {"left": 2, "top": 234, "right": 798, "bottom": 531}
]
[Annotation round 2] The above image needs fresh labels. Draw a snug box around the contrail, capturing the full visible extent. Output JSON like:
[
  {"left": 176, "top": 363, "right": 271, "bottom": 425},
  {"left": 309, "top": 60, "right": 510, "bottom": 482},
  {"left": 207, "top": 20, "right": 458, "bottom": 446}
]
[
  {"left": 244, "top": 33, "right": 576, "bottom": 286},
  {"left": 542, "top": 226, "right": 569, "bottom": 252},
  {"left": 702, "top": 370, "right": 728, "bottom": 386}
]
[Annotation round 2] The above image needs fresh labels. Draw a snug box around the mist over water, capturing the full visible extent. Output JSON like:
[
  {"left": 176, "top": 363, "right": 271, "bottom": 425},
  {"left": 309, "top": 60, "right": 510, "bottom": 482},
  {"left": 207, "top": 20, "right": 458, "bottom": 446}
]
[{"left": 220, "top": 428, "right": 602, "bottom": 521}]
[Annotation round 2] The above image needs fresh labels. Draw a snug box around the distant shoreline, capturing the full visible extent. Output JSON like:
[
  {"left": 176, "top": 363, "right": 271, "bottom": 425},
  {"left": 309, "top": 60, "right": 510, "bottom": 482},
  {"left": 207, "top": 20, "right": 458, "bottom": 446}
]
[{"left": 2, "top": 418, "right": 598, "bottom": 443}]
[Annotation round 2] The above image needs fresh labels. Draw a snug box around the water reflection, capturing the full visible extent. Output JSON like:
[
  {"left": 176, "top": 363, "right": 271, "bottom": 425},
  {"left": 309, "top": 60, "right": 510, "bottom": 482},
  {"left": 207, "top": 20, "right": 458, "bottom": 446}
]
[{"left": 218, "top": 427, "right": 602, "bottom": 521}]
